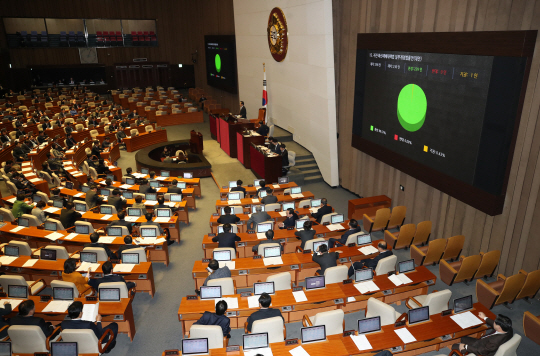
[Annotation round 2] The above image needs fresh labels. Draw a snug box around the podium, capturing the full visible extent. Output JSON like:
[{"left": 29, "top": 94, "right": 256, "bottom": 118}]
[
  {"left": 250, "top": 144, "right": 281, "bottom": 184},
  {"left": 218, "top": 116, "right": 254, "bottom": 158},
  {"left": 237, "top": 132, "right": 265, "bottom": 169}
]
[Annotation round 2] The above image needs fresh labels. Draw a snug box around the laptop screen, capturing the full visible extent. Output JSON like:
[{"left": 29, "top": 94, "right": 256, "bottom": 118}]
[
  {"left": 228, "top": 192, "right": 240, "bottom": 200},
  {"left": 357, "top": 234, "right": 371, "bottom": 246},
  {"left": 358, "top": 316, "right": 381, "bottom": 334},
  {"left": 140, "top": 227, "right": 157, "bottom": 237},
  {"left": 253, "top": 282, "right": 275, "bottom": 295},
  {"left": 331, "top": 214, "right": 344, "bottom": 224},
  {"left": 141, "top": 168, "right": 149, "bottom": 175},
  {"left": 127, "top": 208, "right": 141, "bottom": 216},
  {"left": 263, "top": 246, "right": 281, "bottom": 258},
  {"left": 8, "top": 285, "right": 27, "bottom": 299},
  {"left": 161, "top": 170, "right": 170, "bottom": 177},
  {"left": 126, "top": 178, "right": 136, "bottom": 185},
  {"left": 310, "top": 199, "right": 322, "bottom": 208},
  {"left": 100, "top": 189, "right": 110, "bottom": 196},
  {"left": 106, "top": 174, "right": 115, "bottom": 181},
  {"left": 200, "top": 286, "right": 221, "bottom": 299},
  {"left": 80, "top": 252, "right": 97, "bottom": 263},
  {"left": 81, "top": 186, "right": 90, "bottom": 193},
  {"left": 17, "top": 217, "right": 29, "bottom": 227},
  {"left": 398, "top": 259, "right": 415, "bottom": 274},
  {"left": 243, "top": 333, "right": 268, "bottom": 350},
  {"left": 100, "top": 206, "right": 112, "bottom": 215},
  {"left": 99, "top": 288, "right": 121, "bottom": 301},
  {"left": 301, "top": 325, "right": 326, "bottom": 343},
  {"left": 170, "top": 194, "right": 182, "bottom": 202},
  {"left": 75, "top": 224, "right": 89, "bottom": 234},
  {"left": 41, "top": 249, "right": 57, "bottom": 261},
  {"left": 312, "top": 241, "right": 328, "bottom": 252},
  {"left": 278, "top": 177, "right": 289, "bottom": 184},
  {"left": 75, "top": 202, "right": 87, "bottom": 212},
  {"left": 217, "top": 226, "right": 224, "bottom": 234},
  {"left": 355, "top": 268, "right": 374, "bottom": 283},
  {"left": 122, "top": 253, "right": 139, "bottom": 264},
  {"left": 183, "top": 172, "right": 193, "bottom": 179},
  {"left": 259, "top": 190, "right": 267, "bottom": 198},
  {"left": 107, "top": 227, "right": 122, "bottom": 236},
  {"left": 408, "top": 306, "right": 430, "bottom": 325},
  {"left": 453, "top": 295, "right": 473, "bottom": 314},
  {"left": 149, "top": 181, "right": 160, "bottom": 188},
  {"left": 122, "top": 191, "right": 133, "bottom": 199},
  {"left": 177, "top": 182, "right": 187, "bottom": 189},
  {"left": 181, "top": 338, "right": 208, "bottom": 355},
  {"left": 252, "top": 205, "right": 265, "bottom": 213},
  {"left": 65, "top": 181, "right": 74, "bottom": 190},
  {"left": 305, "top": 276, "right": 325, "bottom": 290},
  {"left": 290, "top": 186, "right": 301, "bottom": 194},
  {"left": 156, "top": 209, "right": 171, "bottom": 217},
  {"left": 4, "top": 246, "right": 18, "bottom": 257},
  {"left": 296, "top": 219, "right": 309, "bottom": 229},
  {"left": 53, "top": 199, "right": 64, "bottom": 208},
  {"left": 213, "top": 250, "right": 231, "bottom": 261},
  {"left": 53, "top": 287, "right": 74, "bottom": 300},
  {"left": 32, "top": 195, "right": 41, "bottom": 203},
  {"left": 0, "top": 341, "right": 11, "bottom": 356},
  {"left": 44, "top": 221, "right": 57, "bottom": 231},
  {"left": 145, "top": 193, "right": 157, "bottom": 201},
  {"left": 51, "top": 342, "right": 78, "bottom": 356},
  {"left": 256, "top": 223, "right": 272, "bottom": 233},
  {"left": 254, "top": 179, "right": 263, "bottom": 187},
  {"left": 282, "top": 202, "right": 294, "bottom": 211},
  {"left": 229, "top": 181, "right": 237, "bottom": 188}
]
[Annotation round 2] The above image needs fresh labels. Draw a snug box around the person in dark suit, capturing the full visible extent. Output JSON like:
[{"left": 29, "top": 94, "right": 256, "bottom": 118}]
[
  {"left": 167, "top": 179, "right": 183, "bottom": 194},
  {"left": 89, "top": 261, "right": 135, "bottom": 290},
  {"left": 194, "top": 300, "right": 231, "bottom": 337},
  {"left": 202, "top": 259, "right": 232, "bottom": 287},
  {"left": 138, "top": 179, "right": 156, "bottom": 194},
  {"left": 295, "top": 220, "right": 316, "bottom": 249},
  {"left": 452, "top": 313, "right": 513, "bottom": 356},
  {"left": 217, "top": 206, "right": 240, "bottom": 224},
  {"left": 278, "top": 208, "right": 298, "bottom": 229},
  {"left": 238, "top": 101, "right": 247, "bottom": 119},
  {"left": 124, "top": 167, "right": 135, "bottom": 179},
  {"left": 230, "top": 179, "right": 247, "bottom": 197},
  {"left": 0, "top": 129, "right": 11, "bottom": 143},
  {"left": 261, "top": 188, "right": 278, "bottom": 205},
  {"left": 61, "top": 301, "right": 118, "bottom": 353},
  {"left": 107, "top": 189, "right": 126, "bottom": 214},
  {"left": 65, "top": 133, "right": 77, "bottom": 149},
  {"left": 101, "top": 136, "right": 111, "bottom": 150},
  {"left": 280, "top": 144, "right": 289, "bottom": 170},
  {"left": 116, "top": 236, "right": 139, "bottom": 255},
  {"left": 212, "top": 223, "right": 241, "bottom": 251},
  {"left": 256, "top": 181, "right": 267, "bottom": 196},
  {"left": 312, "top": 244, "right": 340, "bottom": 275},
  {"left": 96, "top": 159, "right": 111, "bottom": 176},
  {"left": 36, "top": 130, "right": 47, "bottom": 144},
  {"left": 85, "top": 232, "right": 117, "bottom": 260},
  {"left": 348, "top": 241, "right": 393, "bottom": 277},
  {"left": 10, "top": 300, "right": 58, "bottom": 338},
  {"left": 311, "top": 198, "right": 333, "bottom": 224},
  {"left": 15, "top": 127, "right": 26, "bottom": 139},
  {"left": 59, "top": 202, "right": 82, "bottom": 229},
  {"left": 107, "top": 211, "right": 132, "bottom": 234},
  {"left": 247, "top": 205, "right": 272, "bottom": 230},
  {"left": 251, "top": 230, "right": 282, "bottom": 254},
  {"left": 85, "top": 185, "right": 104, "bottom": 209},
  {"left": 91, "top": 140, "right": 102, "bottom": 157},
  {"left": 0, "top": 301, "right": 12, "bottom": 338},
  {"left": 12, "top": 141, "right": 27, "bottom": 162},
  {"left": 329, "top": 219, "right": 362, "bottom": 248},
  {"left": 246, "top": 293, "right": 284, "bottom": 332},
  {"left": 271, "top": 138, "right": 281, "bottom": 154},
  {"left": 257, "top": 121, "right": 269, "bottom": 136},
  {"left": 88, "top": 117, "right": 99, "bottom": 127}
]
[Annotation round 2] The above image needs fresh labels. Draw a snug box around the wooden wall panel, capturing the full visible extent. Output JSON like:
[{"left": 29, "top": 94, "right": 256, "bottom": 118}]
[
  {"left": 0, "top": 0, "right": 239, "bottom": 111},
  {"left": 334, "top": 0, "right": 540, "bottom": 275}
]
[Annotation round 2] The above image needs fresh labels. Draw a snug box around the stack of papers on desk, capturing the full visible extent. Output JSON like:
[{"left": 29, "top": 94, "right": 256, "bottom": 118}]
[
  {"left": 245, "top": 348, "right": 273, "bottom": 356},
  {"left": 74, "top": 193, "right": 84, "bottom": 197},
  {"left": 44, "top": 207, "right": 60, "bottom": 213},
  {"left": 292, "top": 290, "right": 308, "bottom": 302},
  {"left": 252, "top": 199, "right": 260, "bottom": 203},
  {"left": 156, "top": 177, "right": 167, "bottom": 181},
  {"left": 215, "top": 297, "right": 238, "bottom": 309},
  {"left": 98, "top": 236, "right": 116, "bottom": 244},
  {"left": 113, "top": 264, "right": 135, "bottom": 273},
  {"left": 72, "top": 172, "right": 83, "bottom": 177},
  {"left": 154, "top": 217, "right": 170, "bottom": 223},
  {"left": 350, "top": 334, "right": 373, "bottom": 351},
  {"left": 450, "top": 311, "right": 484, "bottom": 329},
  {"left": 278, "top": 211, "right": 287, "bottom": 217},
  {"left": 228, "top": 200, "right": 242, "bottom": 205},
  {"left": 247, "top": 296, "right": 260, "bottom": 308},
  {"left": 77, "top": 262, "right": 100, "bottom": 272},
  {"left": 290, "top": 193, "right": 304, "bottom": 199},
  {"left": 10, "top": 226, "right": 25, "bottom": 233},
  {"left": 144, "top": 200, "right": 157, "bottom": 206},
  {"left": 22, "top": 162, "right": 31, "bottom": 167},
  {"left": 388, "top": 273, "right": 413, "bottom": 286},
  {"left": 29, "top": 178, "right": 41, "bottom": 183},
  {"left": 1, "top": 299, "right": 24, "bottom": 310},
  {"left": 45, "top": 232, "right": 65, "bottom": 241},
  {"left": 218, "top": 261, "right": 235, "bottom": 270},
  {"left": 273, "top": 184, "right": 280, "bottom": 189},
  {"left": 289, "top": 346, "right": 310, "bottom": 356},
  {"left": 326, "top": 224, "right": 345, "bottom": 231},
  {"left": 119, "top": 184, "right": 132, "bottom": 189},
  {"left": 165, "top": 202, "right": 177, "bottom": 207},
  {"left": 256, "top": 233, "right": 267, "bottom": 239},
  {"left": 309, "top": 208, "right": 318, "bottom": 213},
  {"left": 22, "top": 259, "right": 39, "bottom": 268},
  {"left": 154, "top": 238, "right": 167, "bottom": 244},
  {"left": 7, "top": 197, "right": 17, "bottom": 204},
  {"left": 100, "top": 215, "right": 113, "bottom": 220},
  {"left": 0, "top": 256, "right": 18, "bottom": 265},
  {"left": 354, "top": 281, "right": 380, "bottom": 294},
  {"left": 395, "top": 328, "right": 417, "bottom": 343},
  {"left": 82, "top": 303, "right": 99, "bottom": 322},
  {"left": 125, "top": 217, "right": 139, "bottom": 222},
  {"left": 42, "top": 300, "right": 71, "bottom": 313},
  {"left": 64, "top": 233, "right": 79, "bottom": 240},
  {"left": 359, "top": 245, "right": 378, "bottom": 255},
  {"left": 263, "top": 257, "right": 283, "bottom": 266}
]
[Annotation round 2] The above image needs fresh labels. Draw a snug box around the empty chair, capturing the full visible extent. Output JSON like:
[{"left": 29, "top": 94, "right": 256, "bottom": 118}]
[
  {"left": 405, "top": 289, "right": 452, "bottom": 315},
  {"left": 515, "top": 269, "right": 540, "bottom": 303},
  {"left": 75, "top": 123, "right": 84, "bottom": 131},
  {"left": 88, "top": 167, "right": 98, "bottom": 180},
  {"left": 439, "top": 254, "right": 482, "bottom": 286},
  {"left": 266, "top": 272, "right": 292, "bottom": 291},
  {"left": 298, "top": 199, "right": 312, "bottom": 208},
  {"left": 297, "top": 237, "right": 326, "bottom": 252},
  {"left": 320, "top": 212, "right": 338, "bottom": 225},
  {"left": 387, "top": 206, "right": 406, "bottom": 230},
  {"left": 189, "top": 325, "right": 228, "bottom": 349},
  {"left": 524, "top": 312, "right": 540, "bottom": 346},
  {"left": 121, "top": 247, "right": 147, "bottom": 263},
  {"left": 323, "top": 265, "right": 348, "bottom": 284},
  {"left": 363, "top": 208, "right": 390, "bottom": 233},
  {"left": 130, "top": 128, "right": 139, "bottom": 136},
  {"left": 366, "top": 297, "right": 401, "bottom": 326},
  {"left": 411, "top": 221, "right": 432, "bottom": 246},
  {"left": 90, "top": 129, "right": 99, "bottom": 139},
  {"left": 0, "top": 275, "right": 45, "bottom": 295},
  {"left": 286, "top": 151, "right": 296, "bottom": 169},
  {"left": 0, "top": 208, "right": 15, "bottom": 222},
  {"left": 51, "top": 173, "right": 62, "bottom": 187},
  {"left": 145, "top": 125, "right": 153, "bottom": 133},
  {"left": 410, "top": 238, "right": 447, "bottom": 266},
  {"left": 302, "top": 309, "right": 344, "bottom": 335},
  {"left": 40, "top": 171, "right": 55, "bottom": 188},
  {"left": 75, "top": 221, "right": 95, "bottom": 233},
  {"left": 82, "top": 247, "right": 109, "bottom": 262},
  {"left": 250, "top": 316, "right": 285, "bottom": 343},
  {"left": 207, "top": 277, "right": 236, "bottom": 296},
  {"left": 8, "top": 325, "right": 58, "bottom": 354},
  {"left": 374, "top": 255, "right": 397, "bottom": 275},
  {"left": 264, "top": 203, "right": 280, "bottom": 211},
  {"left": 6, "top": 181, "right": 17, "bottom": 195},
  {"left": 60, "top": 328, "right": 114, "bottom": 355},
  {"left": 476, "top": 273, "right": 526, "bottom": 309},
  {"left": 441, "top": 235, "right": 465, "bottom": 262},
  {"left": 268, "top": 124, "right": 275, "bottom": 137},
  {"left": 384, "top": 223, "right": 415, "bottom": 250},
  {"left": 474, "top": 250, "right": 501, "bottom": 279}
]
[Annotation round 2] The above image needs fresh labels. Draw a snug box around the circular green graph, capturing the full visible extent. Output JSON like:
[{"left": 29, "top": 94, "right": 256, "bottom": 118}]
[
  {"left": 397, "top": 84, "right": 427, "bottom": 132},
  {"left": 215, "top": 54, "right": 222, "bottom": 73}
]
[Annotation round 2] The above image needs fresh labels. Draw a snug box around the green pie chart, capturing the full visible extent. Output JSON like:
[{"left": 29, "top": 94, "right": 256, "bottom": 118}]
[
  {"left": 397, "top": 84, "right": 427, "bottom": 132},
  {"left": 215, "top": 54, "right": 222, "bottom": 73}
]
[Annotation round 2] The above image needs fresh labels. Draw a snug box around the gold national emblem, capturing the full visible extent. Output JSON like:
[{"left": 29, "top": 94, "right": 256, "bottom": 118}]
[{"left": 267, "top": 7, "right": 288, "bottom": 62}]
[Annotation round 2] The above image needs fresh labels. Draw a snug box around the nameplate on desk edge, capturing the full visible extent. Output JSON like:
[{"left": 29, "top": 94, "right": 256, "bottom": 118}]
[
  {"left": 284, "top": 192, "right": 290, "bottom": 196},
  {"left": 343, "top": 279, "right": 352, "bottom": 285},
  {"left": 281, "top": 306, "right": 292, "bottom": 312},
  {"left": 339, "top": 257, "right": 348, "bottom": 263},
  {"left": 323, "top": 222, "right": 330, "bottom": 226},
  {"left": 164, "top": 350, "right": 179, "bottom": 355},
  {"left": 442, "top": 309, "right": 453, "bottom": 317},
  {"left": 334, "top": 298, "right": 344, "bottom": 305},
  {"left": 348, "top": 243, "right": 356, "bottom": 247},
  {"left": 212, "top": 213, "right": 219, "bottom": 216},
  {"left": 290, "top": 264, "right": 299, "bottom": 270},
  {"left": 285, "top": 339, "right": 298, "bottom": 346},
  {"left": 248, "top": 230, "right": 255, "bottom": 234},
  {"left": 240, "top": 292, "right": 252, "bottom": 297},
  {"left": 222, "top": 186, "right": 227, "bottom": 189},
  {"left": 221, "top": 197, "right": 226, "bottom": 201},
  {"left": 226, "top": 345, "right": 240, "bottom": 352},
  {"left": 343, "top": 330, "right": 355, "bottom": 337},
  {"left": 208, "top": 233, "right": 216, "bottom": 237},
  {"left": 40, "top": 295, "right": 52, "bottom": 302},
  {"left": 316, "top": 234, "right": 324, "bottom": 238},
  {"left": 303, "top": 250, "right": 311, "bottom": 254},
  {"left": 226, "top": 311, "right": 237, "bottom": 317},
  {"left": 248, "top": 184, "right": 253, "bottom": 187},
  {"left": 253, "top": 255, "right": 262, "bottom": 259},
  {"left": 202, "top": 258, "right": 210, "bottom": 263},
  {"left": 293, "top": 286, "right": 303, "bottom": 292},
  {"left": 303, "top": 205, "right": 309, "bottom": 209},
  {"left": 394, "top": 321, "right": 406, "bottom": 328},
  {"left": 426, "top": 279, "right": 435, "bottom": 285},
  {"left": 85, "top": 296, "right": 97, "bottom": 301},
  {"left": 390, "top": 346, "right": 403, "bottom": 353},
  {"left": 275, "top": 209, "right": 280, "bottom": 212},
  {"left": 186, "top": 295, "right": 198, "bottom": 300},
  {"left": 237, "top": 242, "right": 246, "bottom": 247},
  {"left": 0, "top": 293, "right": 6, "bottom": 298},
  {"left": 238, "top": 270, "right": 248, "bottom": 275},
  {"left": 287, "top": 226, "right": 294, "bottom": 230}
]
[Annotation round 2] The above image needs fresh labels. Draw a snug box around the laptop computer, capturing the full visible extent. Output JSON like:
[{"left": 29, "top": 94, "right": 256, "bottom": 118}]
[
  {"left": 243, "top": 333, "right": 269, "bottom": 351},
  {"left": 355, "top": 268, "right": 374, "bottom": 283},
  {"left": 278, "top": 177, "right": 289, "bottom": 184},
  {"left": 183, "top": 172, "right": 193, "bottom": 179},
  {"left": 358, "top": 316, "right": 381, "bottom": 335},
  {"left": 161, "top": 170, "right": 170, "bottom": 178},
  {"left": 4, "top": 246, "right": 18, "bottom": 257},
  {"left": 80, "top": 252, "right": 98, "bottom": 263},
  {"left": 357, "top": 234, "right": 371, "bottom": 246},
  {"left": 213, "top": 250, "right": 232, "bottom": 261},
  {"left": 310, "top": 199, "right": 322, "bottom": 208},
  {"left": 75, "top": 224, "right": 89, "bottom": 234},
  {"left": 127, "top": 207, "right": 142, "bottom": 217},
  {"left": 0, "top": 341, "right": 11, "bottom": 356},
  {"left": 121, "top": 253, "right": 139, "bottom": 264},
  {"left": 74, "top": 202, "right": 87, "bottom": 212},
  {"left": 99, "top": 288, "right": 121, "bottom": 301},
  {"left": 263, "top": 246, "right": 281, "bottom": 258},
  {"left": 331, "top": 214, "right": 345, "bottom": 224},
  {"left": 100, "top": 206, "right": 113, "bottom": 215},
  {"left": 41, "top": 248, "right": 57, "bottom": 261},
  {"left": 253, "top": 282, "right": 275, "bottom": 295},
  {"left": 256, "top": 222, "right": 273, "bottom": 233},
  {"left": 8, "top": 285, "right": 28, "bottom": 299},
  {"left": 50, "top": 342, "right": 77, "bottom": 356},
  {"left": 312, "top": 241, "right": 329, "bottom": 252},
  {"left": 156, "top": 208, "right": 171, "bottom": 217},
  {"left": 398, "top": 259, "right": 416, "bottom": 274},
  {"left": 229, "top": 181, "right": 237, "bottom": 188},
  {"left": 53, "top": 287, "right": 74, "bottom": 300},
  {"left": 177, "top": 182, "right": 187, "bottom": 189},
  {"left": 126, "top": 178, "right": 136, "bottom": 185},
  {"left": 170, "top": 194, "right": 182, "bottom": 202},
  {"left": 301, "top": 325, "right": 326, "bottom": 344},
  {"left": 453, "top": 295, "right": 474, "bottom": 314},
  {"left": 305, "top": 276, "right": 325, "bottom": 290},
  {"left": 199, "top": 286, "right": 221, "bottom": 299},
  {"left": 140, "top": 227, "right": 157, "bottom": 237},
  {"left": 107, "top": 226, "right": 123, "bottom": 236},
  {"left": 408, "top": 306, "right": 430, "bottom": 325},
  {"left": 290, "top": 186, "right": 301, "bottom": 194},
  {"left": 17, "top": 217, "right": 29, "bottom": 227},
  {"left": 44, "top": 221, "right": 57, "bottom": 231},
  {"left": 122, "top": 191, "right": 133, "bottom": 199},
  {"left": 181, "top": 338, "right": 209, "bottom": 355}
]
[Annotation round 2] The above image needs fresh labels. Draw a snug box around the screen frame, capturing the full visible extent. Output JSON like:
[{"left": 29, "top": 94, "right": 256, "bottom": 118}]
[
  {"left": 253, "top": 281, "right": 275, "bottom": 295},
  {"left": 51, "top": 341, "right": 78, "bottom": 356},
  {"left": 358, "top": 316, "right": 382, "bottom": 334},
  {"left": 99, "top": 287, "right": 121, "bottom": 301},
  {"left": 181, "top": 338, "right": 209, "bottom": 355},
  {"left": 242, "top": 332, "right": 269, "bottom": 350},
  {"left": 204, "top": 35, "right": 238, "bottom": 94},
  {"left": 300, "top": 325, "right": 326, "bottom": 344},
  {"left": 408, "top": 306, "right": 430, "bottom": 325},
  {"left": 305, "top": 276, "right": 325, "bottom": 290},
  {"left": 199, "top": 286, "right": 222, "bottom": 300},
  {"left": 453, "top": 295, "right": 473, "bottom": 314}
]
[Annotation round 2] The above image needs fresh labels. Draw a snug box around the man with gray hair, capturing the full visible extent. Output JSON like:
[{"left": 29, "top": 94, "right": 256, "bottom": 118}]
[{"left": 247, "top": 205, "right": 272, "bottom": 231}]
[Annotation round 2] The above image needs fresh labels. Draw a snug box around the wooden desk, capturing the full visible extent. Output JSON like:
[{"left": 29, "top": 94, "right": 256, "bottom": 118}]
[
  {"left": 219, "top": 182, "right": 298, "bottom": 198},
  {"left": 250, "top": 145, "right": 282, "bottom": 185},
  {"left": 219, "top": 118, "right": 254, "bottom": 158},
  {"left": 237, "top": 132, "right": 265, "bottom": 169},
  {"left": 124, "top": 129, "right": 168, "bottom": 152},
  {"left": 215, "top": 192, "right": 315, "bottom": 213},
  {"left": 155, "top": 111, "right": 204, "bottom": 126},
  {"left": 348, "top": 195, "right": 392, "bottom": 220}
]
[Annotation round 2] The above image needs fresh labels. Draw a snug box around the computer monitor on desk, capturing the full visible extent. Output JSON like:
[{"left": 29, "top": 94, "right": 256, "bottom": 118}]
[
  {"left": 243, "top": 333, "right": 269, "bottom": 351},
  {"left": 263, "top": 246, "right": 281, "bottom": 258},
  {"left": 257, "top": 222, "right": 273, "bottom": 233},
  {"left": 312, "top": 241, "right": 328, "bottom": 252},
  {"left": 149, "top": 181, "right": 160, "bottom": 188},
  {"left": 51, "top": 342, "right": 78, "bottom": 356},
  {"left": 122, "top": 253, "right": 139, "bottom": 264},
  {"left": 170, "top": 194, "right": 182, "bottom": 202},
  {"left": 408, "top": 306, "right": 430, "bottom": 325},
  {"left": 0, "top": 341, "right": 11, "bottom": 356},
  {"left": 228, "top": 192, "right": 240, "bottom": 200},
  {"left": 213, "top": 250, "right": 232, "bottom": 261},
  {"left": 107, "top": 226, "right": 122, "bottom": 237},
  {"left": 453, "top": 295, "right": 473, "bottom": 314},
  {"left": 398, "top": 259, "right": 416, "bottom": 274},
  {"left": 122, "top": 191, "right": 133, "bottom": 199},
  {"left": 229, "top": 181, "right": 237, "bottom": 188},
  {"left": 252, "top": 205, "right": 265, "bottom": 213},
  {"left": 358, "top": 316, "right": 381, "bottom": 335},
  {"left": 311, "top": 199, "right": 322, "bottom": 208},
  {"left": 100, "top": 189, "right": 110, "bottom": 197},
  {"left": 4, "top": 246, "right": 18, "bottom": 257},
  {"left": 305, "top": 276, "right": 325, "bottom": 290},
  {"left": 145, "top": 193, "right": 157, "bottom": 201},
  {"left": 53, "top": 287, "right": 74, "bottom": 301},
  {"left": 290, "top": 186, "right": 301, "bottom": 194},
  {"left": 355, "top": 268, "right": 374, "bottom": 283},
  {"left": 253, "top": 282, "right": 275, "bottom": 295},
  {"left": 357, "top": 234, "right": 371, "bottom": 246},
  {"left": 53, "top": 200, "right": 64, "bottom": 208},
  {"left": 181, "top": 338, "right": 209, "bottom": 355},
  {"left": 141, "top": 168, "right": 149, "bottom": 175},
  {"left": 184, "top": 172, "right": 193, "bottom": 179},
  {"left": 65, "top": 181, "right": 73, "bottom": 190},
  {"left": 8, "top": 285, "right": 28, "bottom": 299},
  {"left": 140, "top": 228, "right": 157, "bottom": 238},
  {"left": 127, "top": 208, "right": 142, "bottom": 217},
  {"left": 75, "top": 224, "right": 89, "bottom": 234},
  {"left": 44, "top": 221, "right": 57, "bottom": 231},
  {"left": 17, "top": 217, "right": 29, "bottom": 227},
  {"left": 156, "top": 208, "right": 171, "bottom": 217},
  {"left": 126, "top": 178, "right": 136, "bottom": 185},
  {"left": 80, "top": 252, "right": 97, "bottom": 263},
  {"left": 200, "top": 286, "right": 221, "bottom": 300},
  {"left": 81, "top": 186, "right": 90, "bottom": 193},
  {"left": 296, "top": 219, "right": 308, "bottom": 230},
  {"left": 254, "top": 179, "right": 264, "bottom": 187},
  {"left": 100, "top": 206, "right": 112, "bottom": 215},
  {"left": 106, "top": 174, "right": 115, "bottom": 181},
  {"left": 282, "top": 202, "right": 294, "bottom": 211},
  {"left": 99, "top": 288, "right": 121, "bottom": 302},
  {"left": 259, "top": 190, "right": 267, "bottom": 198},
  {"left": 75, "top": 202, "right": 87, "bottom": 212},
  {"left": 41, "top": 248, "right": 57, "bottom": 261},
  {"left": 177, "top": 182, "right": 187, "bottom": 189},
  {"left": 301, "top": 325, "right": 326, "bottom": 344},
  {"left": 331, "top": 214, "right": 344, "bottom": 224},
  {"left": 161, "top": 170, "right": 170, "bottom": 178}
]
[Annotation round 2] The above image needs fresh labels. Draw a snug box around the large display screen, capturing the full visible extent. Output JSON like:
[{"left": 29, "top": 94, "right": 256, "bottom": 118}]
[
  {"left": 351, "top": 32, "right": 536, "bottom": 215},
  {"left": 204, "top": 35, "right": 238, "bottom": 93}
]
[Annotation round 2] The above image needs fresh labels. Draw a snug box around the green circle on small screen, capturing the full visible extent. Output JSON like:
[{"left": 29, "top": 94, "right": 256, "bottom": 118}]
[
  {"left": 397, "top": 84, "right": 427, "bottom": 132},
  {"left": 215, "top": 54, "right": 221, "bottom": 73}
]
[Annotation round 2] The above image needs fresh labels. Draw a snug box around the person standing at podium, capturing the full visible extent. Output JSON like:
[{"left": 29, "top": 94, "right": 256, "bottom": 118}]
[{"left": 239, "top": 101, "right": 247, "bottom": 119}]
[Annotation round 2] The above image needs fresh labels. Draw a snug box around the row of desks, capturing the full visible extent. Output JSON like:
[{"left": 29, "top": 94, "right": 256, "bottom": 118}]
[
  {"left": 214, "top": 191, "right": 315, "bottom": 213},
  {"left": 218, "top": 182, "right": 299, "bottom": 198}
]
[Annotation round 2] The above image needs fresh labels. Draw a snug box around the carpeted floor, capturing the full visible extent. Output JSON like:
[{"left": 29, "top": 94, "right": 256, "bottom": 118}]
[{"left": 1, "top": 113, "right": 539, "bottom": 355}]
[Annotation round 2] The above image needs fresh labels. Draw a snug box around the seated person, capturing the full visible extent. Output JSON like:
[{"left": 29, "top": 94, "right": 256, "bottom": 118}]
[
  {"left": 124, "top": 167, "right": 135, "bottom": 178},
  {"left": 257, "top": 121, "right": 269, "bottom": 136},
  {"left": 217, "top": 206, "right": 240, "bottom": 224},
  {"left": 251, "top": 230, "right": 283, "bottom": 254},
  {"left": 91, "top": 140, "right": 102, "bottom": 157},
  {"left": 84, "top": 232, "right": 118, "bottom": 260},
  {"left": 117, "top": 235, "right": 139, "bottom": 255},
  {"left": 61, "top": 301, "right": 118, "bottom": 353},
  {"left": 88, "top": 261, "right": 135, "bottom": 290},
  {"left": 107, "top": 211, "right": 132, "bottom": 234},
  {"left": 10, "top": 299, "right": 58, "bottom": 338},
  {"left": 211, "top": 223, "right": 241, "bottom": 251},
  {"left": 59, "top": 202, "right": 82, "bottom": 229},
  {"left": 85, "top": 184, "right": 104, "bottom": 209},
  {"left": 247, "top": 205, "right": 271, "bottom": 231},
  {"left": 101, "top": 136, "right": 111, "bottom": 150},
  {"left": 50, "top": 188, "right": 67, "bottom": 207},
  {"left": 312, "top": 244, "right": 339, "bottom": 275},
  {"left": 37, "top": 130, "right": 48, "bottom": 144},
  {"left": 120, "top": 118, "right": 131, "bottom": 129},
  {"left": 295, "top": 220, "right": 316, "bottom": 249},
  {"left": 107, "top": 189, "right": 126, "bottom": 213},
  {"left": 138, "top": 179, "right": 156, "bottom": 194},
  {"left": 96, "top": 159, "right": 111, "bottom": 176},
  {"left": 261, "top": 188, "right": 278, "bottom": 204},
  {"left": 230, "top": 179, "right": 246, "bottom": 196},
  {"left": 162, "top": 147, "right": 171, "bottom": 158},
  {"left": 62, "top": 258, "right": 92, "bottom": 296},
  {"left": 65, "top": 133, "right": 77, "bottom": 149},
  {"left": 278, "top": 208, "right": 298, "bottom": 229},
  {"left": 194, "top": 300, "right": 231, "bottom": 338},
  {"left": 132, "top": 195, "right": 146, "bottom": 210},
  {"left": 12, "top": 141, "right": 27, "bottom": 162},
  {"left": 149, "top": 171, "right": 156, "bottom": 180},
  {"left": 329, "top": 219, "right": 361, "bottom": 248},
  {"left": 141, "top": 213, "right": 173, "bottom": 245},
  {"left": 11, "top": 173, "right": 37, "bottom": 195},
  {"left": 311, "top": 198, "right": 333, "bottom": 224},
  {"left": 31, "top": 201, "right": 47, "bottom": 224},
  {"left": 347, "top": 242, "right": 392, "bottom": 277},
  {"left": 0, "top": 301, "right": 11, "bottom": 338},
  {"left": 246, "top": 293, "right": 284, "bottom": 332},
  {"left": 452, "top": 313, "right": 513, "bottom": 355},
  {"left": 11, "top": 193, "right": 34, "bottom": 218},
  {"left": 167, "top": 179, "right": 183, "bottom": 194},
  {"left": 202, "top": 259, "right": 231, "bottom": 287}
]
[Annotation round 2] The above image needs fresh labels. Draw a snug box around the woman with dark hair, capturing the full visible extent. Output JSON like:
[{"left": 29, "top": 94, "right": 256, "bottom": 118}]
[
  {"left": 162, "top": 146, "right": 171, "bottom": 158},
  {"left": 62, "top": 258, "right": 93, "bottom": 296}
]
